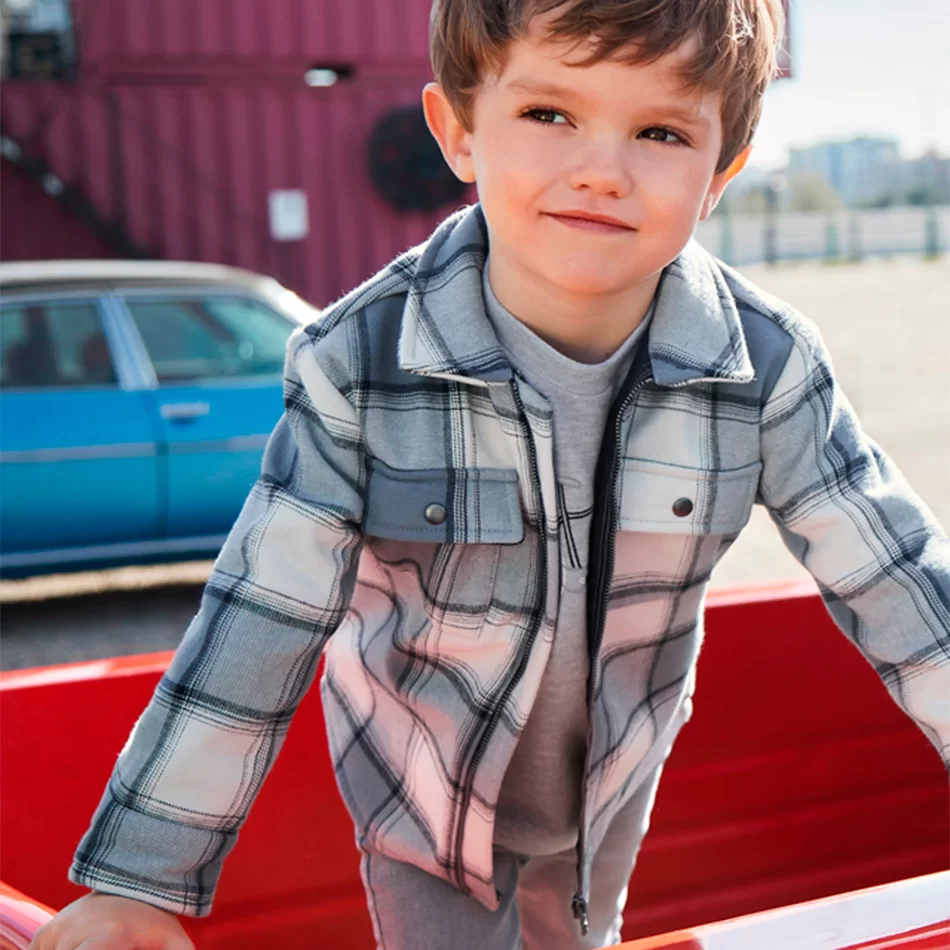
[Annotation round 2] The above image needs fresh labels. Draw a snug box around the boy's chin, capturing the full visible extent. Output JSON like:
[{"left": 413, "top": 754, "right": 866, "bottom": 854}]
[{"left": 537, "top": 260, "right": 656, "bottom": 298}]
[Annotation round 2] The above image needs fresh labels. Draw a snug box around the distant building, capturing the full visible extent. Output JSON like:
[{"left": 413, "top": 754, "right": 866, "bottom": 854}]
[
  {"left": 725, "top": 141, "right": 948, "bottom": 217},
  {"left": 896, "top": 151, "right": 950, "bottom": 206},
  {"left": 788, "top": 137, "right": 901, "bottom": 207}
]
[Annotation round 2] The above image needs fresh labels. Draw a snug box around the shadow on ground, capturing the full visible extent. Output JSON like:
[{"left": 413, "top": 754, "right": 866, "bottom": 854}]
[{"left": 1, "top": 584, "right": 201, "bottom": 671}]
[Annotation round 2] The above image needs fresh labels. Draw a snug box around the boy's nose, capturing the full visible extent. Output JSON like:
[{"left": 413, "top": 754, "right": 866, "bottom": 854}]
[{"left": 567, "top": 141, "right": 634, "bottom": 199}]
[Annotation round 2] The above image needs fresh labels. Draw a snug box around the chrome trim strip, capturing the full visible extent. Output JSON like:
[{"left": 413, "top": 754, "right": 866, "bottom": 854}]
[
  {"left": 0, "top": 435, "right": 271, "bottom": 463},
  {"left": 158, "top": 374, "right": 284, "bottom": 391},
  {"left": 0, "top": 289, "right": 113, "bottom": 305},
  {"left": 160, "top": 401, "right": 211, "bottom": 420},
  {"left": 1, "top": 534, "right": 228, "bottom": 569},
  {"left": 117, "top": 286, "right": 278, "bottom": 301},
  {"left": 0, "top": 443, "right": 158, "bottom": 464},
  {"left": 103, "top": 293, "right": 159, "bottom": 391},
  {"left": 0, "top": 382, "right": 122, "bottom": 395},
  {"left": 168, "top": 433, "right": 271, "bottom": 454}
]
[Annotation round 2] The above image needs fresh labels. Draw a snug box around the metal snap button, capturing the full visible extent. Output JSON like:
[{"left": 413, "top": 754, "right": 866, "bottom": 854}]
[
  {"left": 672, "top": 497, "right": 694, "bottom": 518},
  {"left": 424, "top": 503, "right": 447, "bottom": 525}
]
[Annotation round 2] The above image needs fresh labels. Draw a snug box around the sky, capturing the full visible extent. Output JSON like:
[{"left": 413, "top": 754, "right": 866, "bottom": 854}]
[{"left": 747, "top": 0, "right": 950, "bottom": 170}]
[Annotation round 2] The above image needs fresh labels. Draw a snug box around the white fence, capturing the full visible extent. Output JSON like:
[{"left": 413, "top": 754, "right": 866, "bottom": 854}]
[{"left": 694, "top": 205, "right": 950, "bottom": 266}]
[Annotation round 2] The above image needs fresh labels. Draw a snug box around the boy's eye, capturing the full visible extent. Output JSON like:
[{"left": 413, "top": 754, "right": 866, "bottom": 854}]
[
  {"left": 640, "top": 127, "right": 685, "bottom": 145},
  {"left": 522, "top": 108, "right": 569, "bottom": 125}
]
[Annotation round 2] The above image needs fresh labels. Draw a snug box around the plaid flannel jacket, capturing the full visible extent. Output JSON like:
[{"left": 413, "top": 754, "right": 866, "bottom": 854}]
[{"left": 71, "top": 205, "right": 950, "bottom": 917}]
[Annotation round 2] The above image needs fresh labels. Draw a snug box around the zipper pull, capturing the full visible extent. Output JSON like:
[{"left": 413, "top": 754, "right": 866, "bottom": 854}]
[{"left": 571, "top": 894, "right": 590, "bottom": 936}]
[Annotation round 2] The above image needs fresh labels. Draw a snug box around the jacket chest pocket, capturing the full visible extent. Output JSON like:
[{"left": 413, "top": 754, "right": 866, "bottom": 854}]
[
  {"left": 363, "top": 459, "right": 525, "bottom": 634},
  {"left": 618, "top": 458, "right": 762, "bottom": 536}
]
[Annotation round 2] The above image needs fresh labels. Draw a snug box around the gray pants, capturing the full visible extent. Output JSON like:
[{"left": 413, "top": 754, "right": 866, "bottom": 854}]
[{"left": 357, "top": 767, "right": 663, "bottom": 950}]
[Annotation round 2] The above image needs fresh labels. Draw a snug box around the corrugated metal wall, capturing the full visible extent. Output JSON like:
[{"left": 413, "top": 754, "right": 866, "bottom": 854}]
[
  {"left": 74, "top": 0, "right": 432, "bottom": 64},
  {"left": 0, "top": 160, "right": 116, "bottom": 260},
  {"left": 2, "top": 0, "right": 790, "bottom": 304},
  {"left": 1, "top": 0, "right": 471, "bottom": 305}
]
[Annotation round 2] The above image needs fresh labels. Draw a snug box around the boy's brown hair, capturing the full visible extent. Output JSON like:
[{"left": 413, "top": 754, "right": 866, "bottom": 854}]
[{"left": 430, "top": 0, "right": 785, "bottom": 172}]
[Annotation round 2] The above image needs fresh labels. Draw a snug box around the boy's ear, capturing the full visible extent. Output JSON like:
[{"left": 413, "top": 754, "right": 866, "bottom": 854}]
[
  {"left": 700, "top": 145, "right": 752, "bottom": 220},
  {"left": 422, "top": 83, "right": 476, "bottom": 184}
]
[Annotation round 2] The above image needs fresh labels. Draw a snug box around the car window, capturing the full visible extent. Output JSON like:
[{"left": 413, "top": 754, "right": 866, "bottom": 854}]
[
  {"left": 0, "top": 301, "right": 116, "bottom": 389},
  {"left": 125, "top": 295, "right": 294, "bottom": 383}
]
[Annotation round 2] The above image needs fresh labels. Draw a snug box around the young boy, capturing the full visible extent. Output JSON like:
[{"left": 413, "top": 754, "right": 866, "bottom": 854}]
[{"left": 33, "top": 1, "right": 949, "bottom": 948}]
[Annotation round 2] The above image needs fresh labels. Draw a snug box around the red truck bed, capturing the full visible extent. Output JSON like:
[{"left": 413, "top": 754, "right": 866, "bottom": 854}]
[{"left": 2, "top": 581, "right": 947, "bottom": 947}]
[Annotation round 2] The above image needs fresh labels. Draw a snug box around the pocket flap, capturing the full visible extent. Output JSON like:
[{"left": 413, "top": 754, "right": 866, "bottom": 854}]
[
  {"left": 618, "top": 459, "right": 762, "bottom": 535},
  {"left": 364, "top": 458, "right": 524, "bottom": 544}
]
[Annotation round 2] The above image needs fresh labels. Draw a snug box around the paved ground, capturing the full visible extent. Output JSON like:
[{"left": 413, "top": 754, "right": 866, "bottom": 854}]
[
  {"left": 2, "top": 256, "right": 947, "bottom": 671},
  {"left": 0, "top": 563, "right": 210, "bottom": 670}
]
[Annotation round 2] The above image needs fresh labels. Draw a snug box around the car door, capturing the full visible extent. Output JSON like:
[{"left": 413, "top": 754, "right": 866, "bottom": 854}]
[
  {"left": 118, "top": 289, "right": 295, "bottom": 540},
  {"left": 0, "top": 294, "right": 162, "bottom": 570}
]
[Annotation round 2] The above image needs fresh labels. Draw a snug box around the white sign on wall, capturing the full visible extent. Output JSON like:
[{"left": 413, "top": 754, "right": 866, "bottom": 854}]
[{"left": 268, "top": 189, "right": 309, "bottom": 241}]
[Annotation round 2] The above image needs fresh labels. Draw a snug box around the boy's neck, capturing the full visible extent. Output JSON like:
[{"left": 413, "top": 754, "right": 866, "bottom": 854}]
[{"left": 486, "top": 250, "right": 661, "bottom": 364}]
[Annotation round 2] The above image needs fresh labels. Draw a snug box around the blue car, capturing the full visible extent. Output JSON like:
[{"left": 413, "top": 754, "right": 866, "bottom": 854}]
[{"left": 0, "top": 260, "right": 318, "bottom": 577}]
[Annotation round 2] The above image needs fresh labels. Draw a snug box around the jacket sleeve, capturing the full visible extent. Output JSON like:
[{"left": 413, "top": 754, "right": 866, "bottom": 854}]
[
  {"left": 758, "top": 322, "right": 950, "bottom": 767},
  {"left": 69, "top": 325, "right": 367, "bottom": 916}
]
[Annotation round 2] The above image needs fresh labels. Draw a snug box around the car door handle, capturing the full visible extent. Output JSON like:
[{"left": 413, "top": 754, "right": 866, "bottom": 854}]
[{"left": 160, "top": 401, "right": 211, "bottom": 422}]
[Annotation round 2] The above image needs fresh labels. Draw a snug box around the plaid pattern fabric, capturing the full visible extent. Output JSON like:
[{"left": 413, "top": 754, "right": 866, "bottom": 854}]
[{"left": 71, "top": 205, "right": 950, "bottom": 917}]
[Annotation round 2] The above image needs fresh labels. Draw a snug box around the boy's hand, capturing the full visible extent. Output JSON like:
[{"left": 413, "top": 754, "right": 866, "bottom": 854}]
[{"left": 29, "top": 892, "right": 195, "bottom": 950}]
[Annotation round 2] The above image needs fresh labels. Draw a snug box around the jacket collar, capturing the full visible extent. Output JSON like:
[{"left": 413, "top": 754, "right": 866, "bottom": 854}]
[
  {"left": 398, "top": 204, "right": 754, "bottom": 388},
  {"left": 647, "top": 243, "right": 754, "bottom": 386}
]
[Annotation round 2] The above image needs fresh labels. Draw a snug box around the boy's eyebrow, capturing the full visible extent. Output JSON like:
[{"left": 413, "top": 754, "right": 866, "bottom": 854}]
[
  {"left": 504, "top": 78, "right": 581, "bottom": 99},
  {"left": 504, "top": 78, "right": 713, "bottom": 129}
]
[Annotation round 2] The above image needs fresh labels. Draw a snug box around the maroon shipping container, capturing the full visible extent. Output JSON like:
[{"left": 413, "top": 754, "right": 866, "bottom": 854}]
[
  {"left": 1, "top": 0, "right": 791, "bottom": 305},
  {"left": 0, "top": 0, "right": 473, "bottom": 305}
]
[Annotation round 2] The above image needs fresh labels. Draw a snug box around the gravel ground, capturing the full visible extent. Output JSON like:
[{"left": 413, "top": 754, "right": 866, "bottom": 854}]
[{"left": 2, "top": 256, "right": 947, "bottom": 671}]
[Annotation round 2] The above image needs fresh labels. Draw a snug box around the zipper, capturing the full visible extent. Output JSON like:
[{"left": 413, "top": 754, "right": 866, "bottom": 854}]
[
  {"left": 572, "top": 359, "right": 654, "bottom": 935},
  {"left": 571, "top": 894, "right": 590, "bottom": 935},
  {"left": 453, "top": 381, "right": 548, "bottom": 891}
]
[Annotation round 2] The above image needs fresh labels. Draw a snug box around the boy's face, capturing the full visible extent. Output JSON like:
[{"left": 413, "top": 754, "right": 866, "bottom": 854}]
[{"left": 425, "top": 16, "right": 740, "bottom": 303}]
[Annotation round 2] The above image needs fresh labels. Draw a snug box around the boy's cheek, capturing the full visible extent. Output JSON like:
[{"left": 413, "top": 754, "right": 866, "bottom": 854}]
[{"left": 477, "top": 174, "right": 536, "bottom": 224}]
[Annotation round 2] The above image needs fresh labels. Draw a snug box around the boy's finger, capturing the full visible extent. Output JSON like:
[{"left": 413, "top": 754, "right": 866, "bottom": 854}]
[
  {"left": 73, "top": 937, "right": 133, "bottom": 950},
  {"left": 27, "top": 924, "right": 59, "bottom": 950},
  {"left": 72, "top": 938, "right": 120, "bottom": 950},
  {"left": 72, "top": 937, "right": 194, "bottom": 950}
]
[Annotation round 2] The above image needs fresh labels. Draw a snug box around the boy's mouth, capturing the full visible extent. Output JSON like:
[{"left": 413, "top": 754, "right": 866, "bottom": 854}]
[{"left": 543, "top": 210, "right": 636, "bottom": 234}]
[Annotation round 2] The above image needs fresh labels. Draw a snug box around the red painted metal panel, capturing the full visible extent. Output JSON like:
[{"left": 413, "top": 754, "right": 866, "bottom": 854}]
[
  {"left": 4, "top": 877, "right": 946, "bottom": 950},
  {"left": 623, "top": 589, "right": 948, "bottom": 939},
  {"left": 2, "top": 78, "right": 467, "bottom": 304},
  {"left": 62, "top": 0, "right": 783, "bottom": 73},
  {"left": 4, "top": 878, "right": 947, "bottom": 950},
  {"left": 848, "top": 923, "right": 950, "bottom": 950},
  {"left": 1, "top": 589, "right": 945, "bottom": 948},
  {"left": 63, "top": 0, "right": 432, "bottom": 66},
  {"left": 618, "top": 873, "right": 950, "bottom": 950},
  {"left": 0, "top": 161, "right": 116, "bottom": 261},
  {"left": 0, "top": 651, "right": 375, "bottom": 948},
  {"left": 1, "top": 0, "right": 463, "bottom": 306},
  {"left": 0, "top": 882, "right": 55, "bottom": 950}
]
